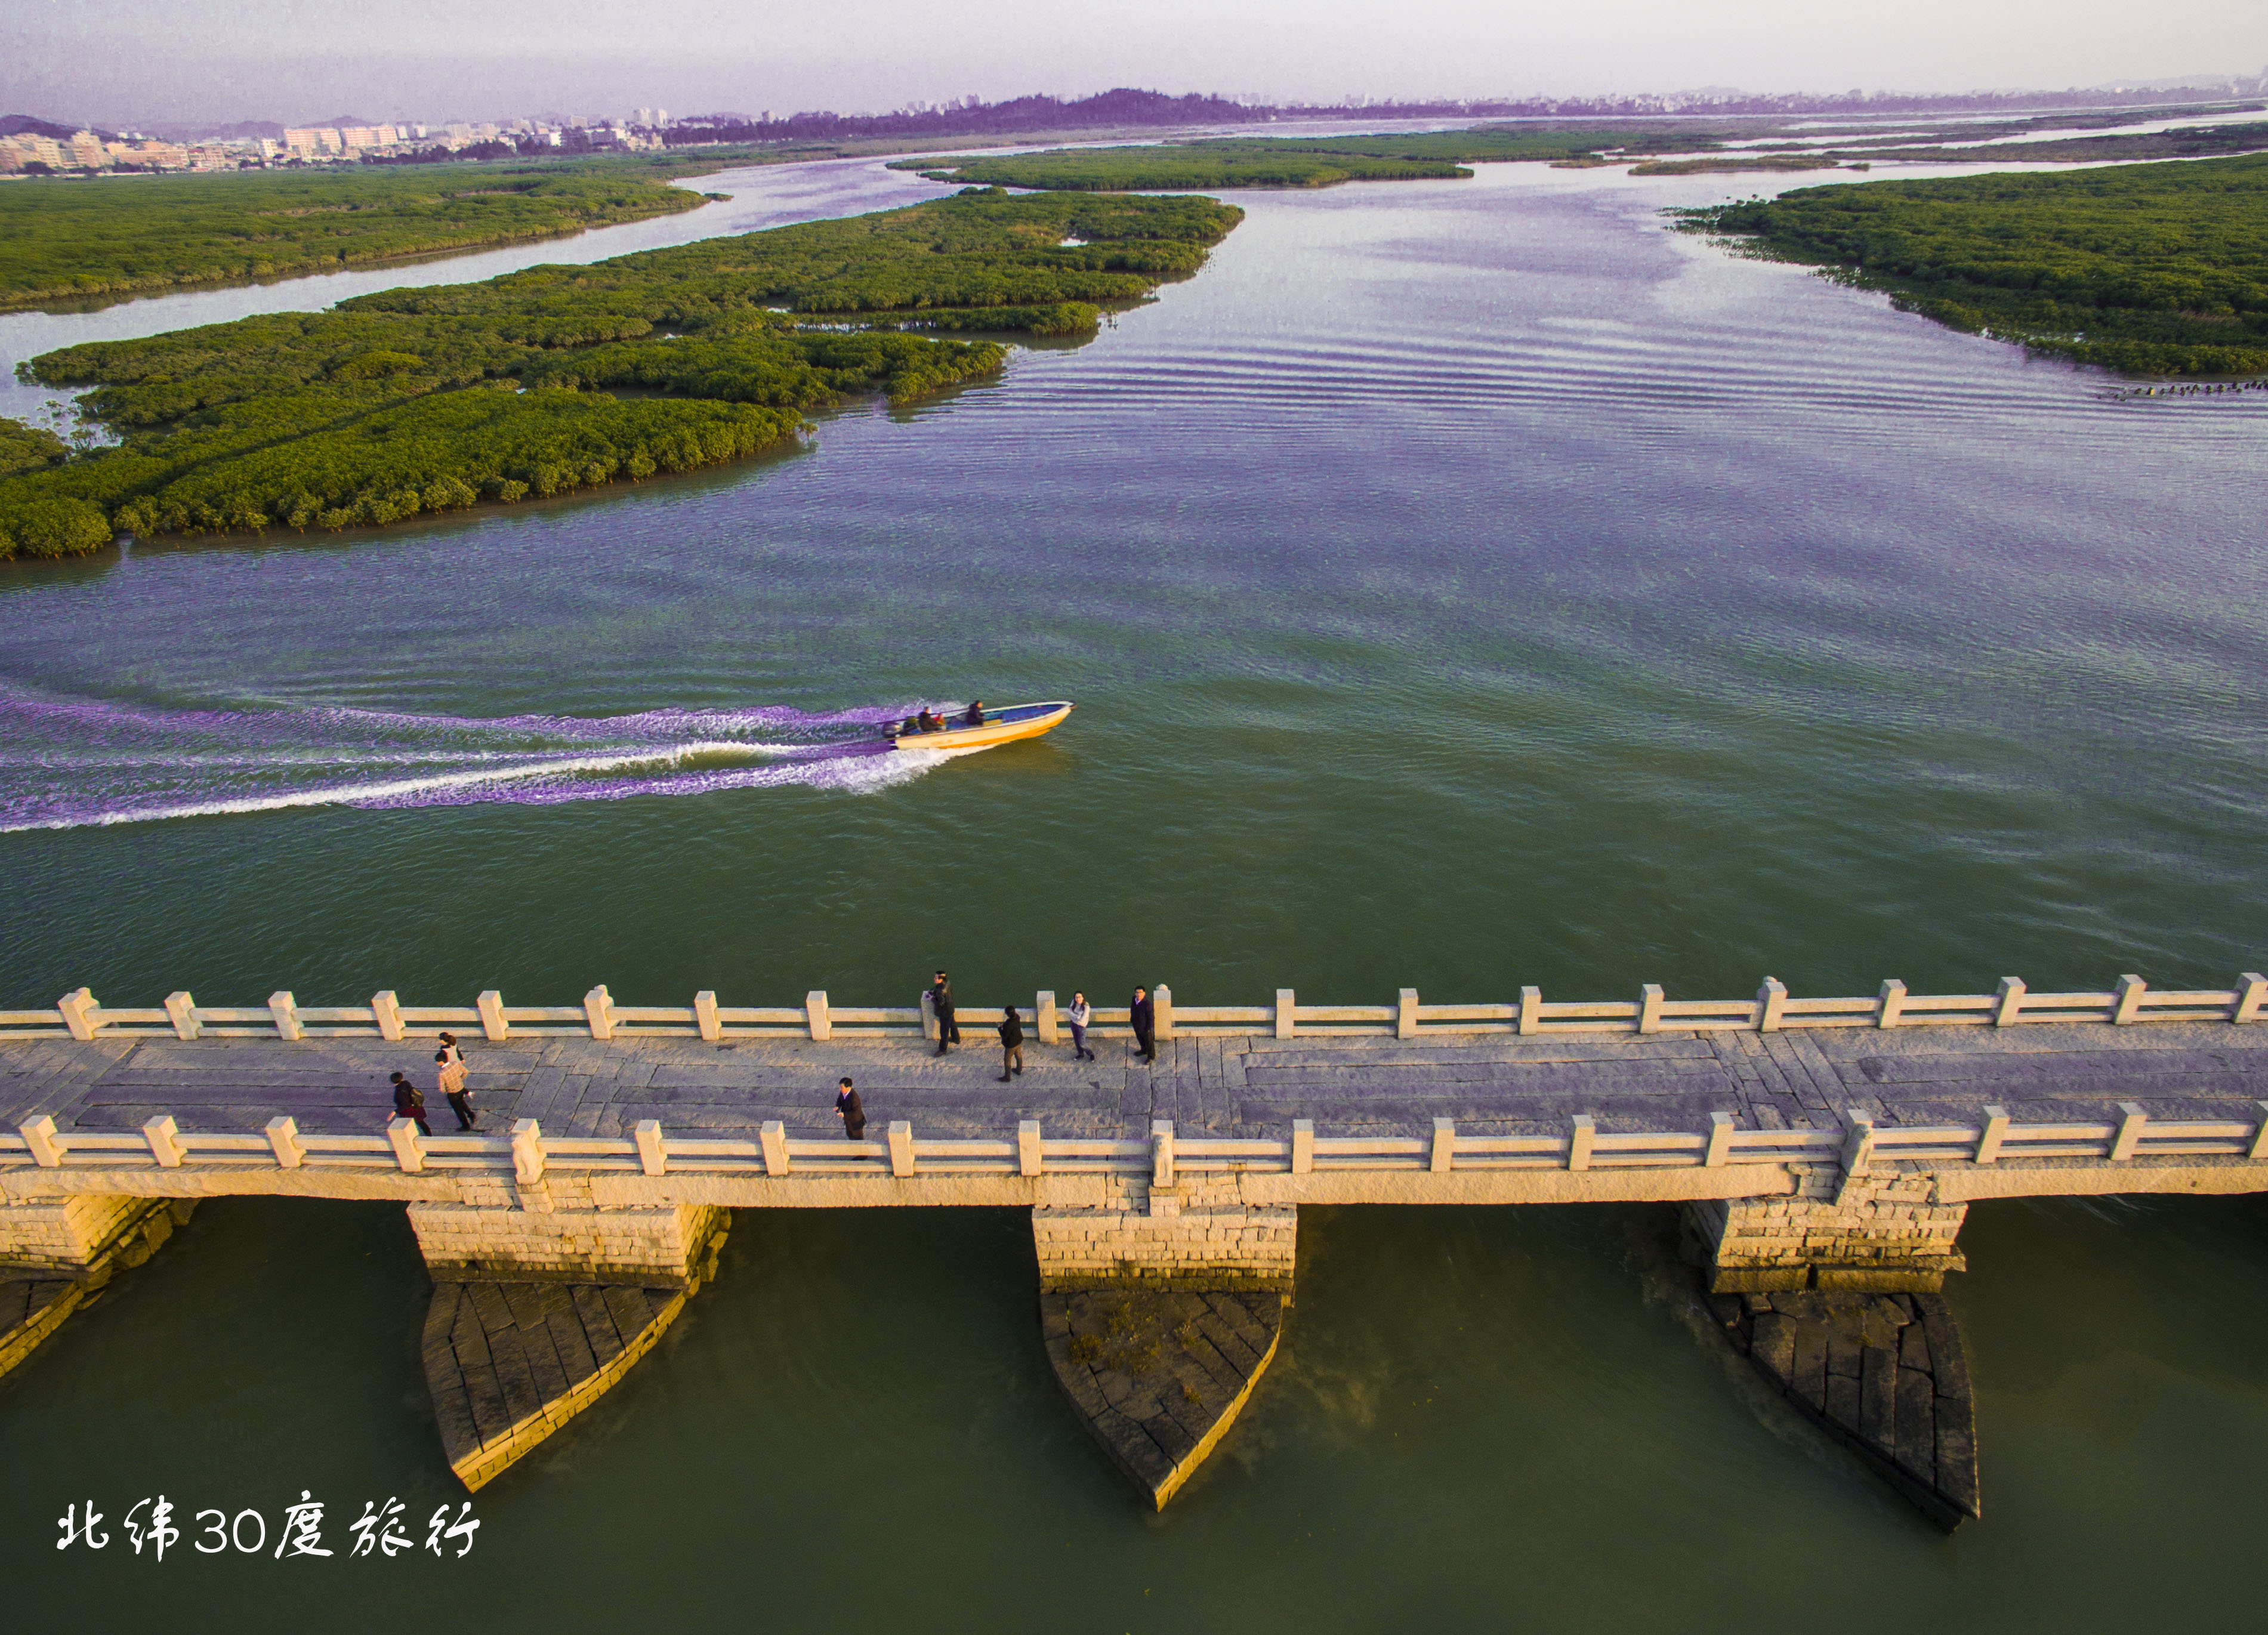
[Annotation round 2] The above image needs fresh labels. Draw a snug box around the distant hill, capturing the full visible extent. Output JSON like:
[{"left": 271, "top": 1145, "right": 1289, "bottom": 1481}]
[{"left": 1, "top": 115, "right": 88, "bottom": 139}]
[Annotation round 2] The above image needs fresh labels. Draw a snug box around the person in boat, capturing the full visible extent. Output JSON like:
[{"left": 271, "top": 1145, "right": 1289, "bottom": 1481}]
[
  {"left": 917, "top": 707, "right": 943, "bottom": 733},
  {"left": 962, "top": 700, "right": 986, "bottom": 727}
]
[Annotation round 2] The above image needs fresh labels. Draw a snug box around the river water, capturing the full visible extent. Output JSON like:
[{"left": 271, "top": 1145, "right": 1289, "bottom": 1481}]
[{"left": 4, "top": 158, "right": 2267, "bottom": 1627}]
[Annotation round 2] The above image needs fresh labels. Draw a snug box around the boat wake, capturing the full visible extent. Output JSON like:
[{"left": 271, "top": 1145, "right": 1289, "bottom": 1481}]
[{"left": 0, "top": 690, "right": 966, "bottom": 831}]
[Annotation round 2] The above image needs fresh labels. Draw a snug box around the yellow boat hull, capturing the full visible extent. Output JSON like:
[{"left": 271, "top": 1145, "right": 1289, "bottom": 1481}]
[{"left": 892, "top": 701, "right": 1074, "bottom": 753}]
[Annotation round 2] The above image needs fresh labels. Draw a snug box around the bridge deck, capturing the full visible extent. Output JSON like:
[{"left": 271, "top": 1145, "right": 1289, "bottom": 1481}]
[{"left": 7, "top": 1021, "right": 2266, "bottom": 1146}]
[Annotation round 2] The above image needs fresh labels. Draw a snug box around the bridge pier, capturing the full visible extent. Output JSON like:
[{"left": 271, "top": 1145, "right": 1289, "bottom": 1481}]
[
  {"left": 1, "top": 1193, "right": 197, "bottom": 1378},
  {"left": 1035, "top": 1173, "right": 1296, "bottom": 1508},
  {"left": 1683, "top": 1171, "right": 1968, "bottom": 1294},
  {"left": 406, "top": 1193, "right": 727, "bottom": 1490}
]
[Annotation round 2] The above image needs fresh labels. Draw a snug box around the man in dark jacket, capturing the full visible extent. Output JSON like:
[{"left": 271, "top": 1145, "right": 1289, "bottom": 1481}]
[
  {"left": 835, "top": 1077, "right": 866, "bottom": 1140},
  {"left": 998, "top": 1005, "right": 1025, "bottom": 1081},
  {"left": 930, "top": 970, "right": 960, "bottom": 1056},
  {"left": 388, "top": 1071, "right": 433, "bottom": 1136},
  {"left": 1130, "top": 986, "right": 1156, "bottom": 1064}
]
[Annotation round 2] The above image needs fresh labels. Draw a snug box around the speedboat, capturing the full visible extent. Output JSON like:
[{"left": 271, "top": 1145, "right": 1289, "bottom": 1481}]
[{"left": 890, "top": 700, "right": 1074, "bottom": 752}]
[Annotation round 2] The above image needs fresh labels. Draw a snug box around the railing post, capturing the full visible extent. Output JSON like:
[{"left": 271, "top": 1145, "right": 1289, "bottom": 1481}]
[
  {"left": 1155, "top": 985, "right": 1175, "bottom": 1042},
  {"left": 1291, "top": 1118, "right": 1314, "bottom": 1175},
  {"left": 1018, "top": 1119, "right": 1043, "bottom": 1177},
  {"left": 2110, "top": 1102, "right": 2149, "bottom": 1161},
  {"left": 2112, "top": 974, "right": 2147, "bottom": 1026},
  {"left": 1519, "top": 986, "right": 1542, "bottom": 1038},
  {"left": 269, "top": 991, "right": 304, "bottom": 1042},
  {"left": 2235, "top": 974, "right": 2267, "bottom": 1025},
  {"left": 1704, "top": 1110, "right": 1735, "bottom": 1167},
  {"left": 510, "top": 1118, "right": 545, "bottom": 1183},
  {"left": 164, "top": 991, "right": 201, "bottom": 1041},
  {"left": 1756, "top": 977, "right": 1786, "bottom": 1032},
  {"left": 1974, "top": 1105, "right": 2010, "bottom": 1165},
  {"left": 695, "top": 991, "right": 721, "bottom": 1042},
  {"left": 265, "top": 1115, "right": 304, "bottom": 1170},
  {"left": 143, "top": 1115, "right": 184, "bottom": 1168},
  {"left": 1877, "top": 979, "right": 1908, "bottom": 1030},
  {"left": 1398, "top": 989, "right": 1420, "bottom": 1040},
  {"left": 1276, "top": 989, "right": 1296, "bottom": 1039},
  {"left": 806, "top": 991, "right": 832, "bottom": 1042},
  {"left": 1036, "top": 992, "right": 1059, "bottom": 1046},
  {"left": 387, "top": 1116, "right": 425, "bottom": 1173},
  {"left": 2250, "top": 1102, "right": 2268, "bottom": 1162},
  {"left": 476, "top": 990, "right": 508, "bottom": 1042},
  {"left": 58, "top": 988, "right": 98, "bottom": 1042},
  {"left": 760, "top": 1121, "right": 790, "bottom": 1176},
  {"left": 634, "top": 1119, "right": 667, "bottom": 1176},
  {"left": 20, "top": 1115, "right": 62, "bottom": 1167},
  {"left": 584, "top": 986, "right": 614, "bottom": 1041},
  {"left": 887, "top": 1121, "right": 915, "bottom": 1178},
  {"left": 374, "top": 991, "right": 406, "bottom": 1042},
  {"left": 1637, "top": 983, "right": 1664, "bottom": 1035},
  {"left": 1430, "top": 1117, "right": 1455, "bottom": 1173},
  {"left": 1994, "top": 976, "right": 2026, "bottom": 1028},
  {"left": 1151, "top": 1119, "right": 1175, "bottom": 1188},
  {"left": 921, "top": 991, "right": 939, "bottom": 1042},
  {"left": 1568, "top": 1113, "right": 1595, "bottom": 1172},
  {"left": 1841, "top": 1110, "right": 1875, "bottom": 1176}
]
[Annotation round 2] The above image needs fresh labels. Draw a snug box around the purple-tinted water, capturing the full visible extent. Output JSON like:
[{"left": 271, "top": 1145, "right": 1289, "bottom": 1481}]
[{"left": 0, "top": 690, "right": 952, "bottom": 829}]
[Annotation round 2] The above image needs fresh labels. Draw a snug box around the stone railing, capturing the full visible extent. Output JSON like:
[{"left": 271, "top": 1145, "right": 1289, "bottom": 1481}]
[
  {"left": 7, "top": 971, "right": 2264, "bottom": 1045},
  {"left": 8, "top": 1104, "right": 2268, "bottom": 1183}
]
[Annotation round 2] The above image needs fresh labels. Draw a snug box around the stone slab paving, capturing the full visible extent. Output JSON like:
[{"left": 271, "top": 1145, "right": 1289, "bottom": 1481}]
[
  {"left": 424, "top": 1277, "right": 690, "bottom": 1491},
  {"left": 1041, "top": 1287, "right": 1286, "bottom": 1508},
  {"left": 7, "top": 1022, "right": 2268, "bottom": 1144},
  {"left": 1704, "top": 1288, "right": 1979, "bottom": 1530}
]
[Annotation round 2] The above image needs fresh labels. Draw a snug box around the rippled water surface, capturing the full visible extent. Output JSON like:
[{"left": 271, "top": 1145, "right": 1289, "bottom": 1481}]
[{"left": 2, "top": 160, "right": 2266, "bottom": 1628}]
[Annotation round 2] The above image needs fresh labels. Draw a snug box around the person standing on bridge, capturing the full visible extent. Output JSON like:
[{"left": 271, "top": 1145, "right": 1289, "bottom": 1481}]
[
  {"left": 835, "top": 1077, "right": 866, "bottom": 1141},
  {"left": 1130, "top": 986, "right": 1156, "bottom": 1065},
  {"left": 1066, "top": 992, "right": 1094, "bottom": 1061},
  {"left": 436, "top": 1047, "right": 476, "bottom": 1130},
  {"left": 929, "top": 970, "right": 961, "bottom": 1056},
  {"left": 998, "top": 1005, "right": 1025, "bottom": 1081},
  {"left": 388, "top": 1071, "right": 432, "bottom": 1137}
]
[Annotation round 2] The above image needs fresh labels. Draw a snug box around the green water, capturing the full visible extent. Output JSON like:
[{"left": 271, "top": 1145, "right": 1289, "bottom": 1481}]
[
  {"left": 7, "top": 1196, "right": 2268, "bottom": 1631},
  {"left": 2, "top": 161, "right": 2266, "bottom": 1623}
]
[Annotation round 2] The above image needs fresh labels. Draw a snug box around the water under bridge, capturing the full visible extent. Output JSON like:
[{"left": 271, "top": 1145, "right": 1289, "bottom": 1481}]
[{"left": 5, "top": 972, "right": 2264, "bottom": 1521}]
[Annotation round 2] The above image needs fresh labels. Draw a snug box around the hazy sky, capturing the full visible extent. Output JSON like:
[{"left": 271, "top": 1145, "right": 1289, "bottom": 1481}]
[{"left": 7, "top": 0, "right": 2265, "bottom": 127}]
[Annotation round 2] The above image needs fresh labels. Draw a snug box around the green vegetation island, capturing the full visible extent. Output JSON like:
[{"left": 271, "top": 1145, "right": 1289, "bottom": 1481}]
[
  {"left": 1679, "top": 153, "right": 2268, "bottom": 378},
  {"left": 893, "top": 129, "right": 1692, "bottom": 191},
  {"left": 0, "top": 152, "right": 808, "bottom": 312},
  {"left": 0, "top": 190, "right": 1241, "bottom": 559}
]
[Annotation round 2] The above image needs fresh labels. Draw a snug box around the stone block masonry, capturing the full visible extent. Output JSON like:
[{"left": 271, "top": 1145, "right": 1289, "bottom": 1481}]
[
  {"left": 0, "top": 1193, "right": 190, "bottom": 1279},
  {"left": 1033, "top": 1174, "right": 1297, "bottom": 1292},
  {"left": 407, "top": 1201, "right": 727, "bottom": 1289},
  {"left": 1683, "top": 1171, "right": 1968, "bottom": 1294},
  {"left": 1, "top": 1193, "right": 200, "bottom": 1381}
]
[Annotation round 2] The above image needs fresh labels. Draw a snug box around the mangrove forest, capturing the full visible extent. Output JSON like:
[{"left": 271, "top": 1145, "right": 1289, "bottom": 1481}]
[
  {"left": 895, "top": 129, "right": 1682, "bottom": 192},
  {"left": 1680, "top": 153, "right": 2268, "bottom": 378},
  {"left": 0, "top": 189, "right": 1243, "bottom": 559},
  {"left": 0, "top": 153, "right": 786, "bottom": 312}
]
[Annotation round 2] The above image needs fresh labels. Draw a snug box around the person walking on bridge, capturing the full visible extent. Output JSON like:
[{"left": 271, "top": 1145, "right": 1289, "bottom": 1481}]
[
  {"left": 998, "top": 1005, "right": 1025, "bottom": 1081},
  {"left": 387, "top": 1071, "right": 432, "bottom": 1137},
  {"left": 835, "top": 1078, "right": 866, "bottom": 1141},
  {"left": 436, "top": 1047, "right": 476, "bottom": 1130},
  {"left": 1130, "top": 986, "right": 1156, "bottom": 1065},
  {"left": 1066, "top": 991, "right": 1094, "bottom": 1061},
  {"left": 929, "top": 970, "right": 960, "bottom": 1056}
]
